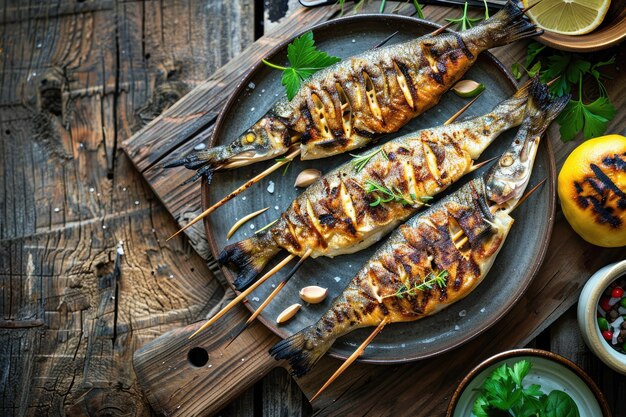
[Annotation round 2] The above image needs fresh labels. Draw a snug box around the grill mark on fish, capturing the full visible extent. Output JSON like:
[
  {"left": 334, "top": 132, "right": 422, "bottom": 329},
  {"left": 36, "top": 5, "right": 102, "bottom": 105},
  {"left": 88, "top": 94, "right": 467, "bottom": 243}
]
[{"left": 453, "top": 32, "right": 474, "bottom": 59}]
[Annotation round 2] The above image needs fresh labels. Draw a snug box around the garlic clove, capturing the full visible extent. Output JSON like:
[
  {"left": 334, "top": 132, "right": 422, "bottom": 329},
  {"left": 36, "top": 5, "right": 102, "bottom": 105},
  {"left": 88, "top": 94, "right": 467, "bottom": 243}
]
[
  {"left": 276, "top": 303, "right": 302, "bottom": 323},
  {"left": 299, "top": 286, "right": 328, "bottom": 304},
  {"left": 294, "top": 169, "right": 321, "bottom": 188},
  {"left": 452, "top": 80, "right": 485, "bottom": 98}
]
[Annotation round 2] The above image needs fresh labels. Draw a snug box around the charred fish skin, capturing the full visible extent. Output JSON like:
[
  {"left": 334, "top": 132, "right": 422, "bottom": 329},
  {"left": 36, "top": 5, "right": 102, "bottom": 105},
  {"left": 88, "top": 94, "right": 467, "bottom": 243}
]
[
  {"left": 271, "top": 178, "right": 512, "bottom": 377},
  {"left": 220, "top": 81, "right": 532, "bottom": 290},
  {"left": 168, "top": 1, "right": 539, "bottom": 181},
  {"left": 270, "top": 79, "right": 569, "bottom": 377}
]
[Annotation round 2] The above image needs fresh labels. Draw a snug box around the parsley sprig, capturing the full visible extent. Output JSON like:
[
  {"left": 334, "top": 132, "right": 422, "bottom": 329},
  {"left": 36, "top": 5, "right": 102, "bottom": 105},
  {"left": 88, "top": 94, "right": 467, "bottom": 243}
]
[
  {"left": 473, "top": 360, "right": 580, "bottom": 417},
  {"left": 365, "top": 179, "right": 432, "bottom": 207},
  {"left": 263, "top": 31, "right": 341, "bottom": 100},
  {"left": 351, "top": 148, "right": 387, "bottom": 172},
  {"left": 511, "top": 42, "right": 616, "bottom": 142},
  {"left": 384, "top": 270, "right": 448, "bottom": 299}
]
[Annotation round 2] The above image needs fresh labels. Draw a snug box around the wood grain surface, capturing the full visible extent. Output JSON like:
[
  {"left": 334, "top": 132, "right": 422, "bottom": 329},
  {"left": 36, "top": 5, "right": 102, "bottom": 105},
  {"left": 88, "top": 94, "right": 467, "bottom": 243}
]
[{"left": 2, "top": 0, "right": 625, "bottom": 416}]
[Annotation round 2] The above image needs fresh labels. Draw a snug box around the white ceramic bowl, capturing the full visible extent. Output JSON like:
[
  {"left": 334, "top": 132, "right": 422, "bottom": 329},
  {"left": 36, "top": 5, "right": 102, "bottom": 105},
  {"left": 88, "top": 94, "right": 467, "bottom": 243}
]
[
  {"left": 446, "top": 349, "right": 610, "bottom": 417},
  {"left": 578, "top": 259, "right": 626, "bottom": 375}
]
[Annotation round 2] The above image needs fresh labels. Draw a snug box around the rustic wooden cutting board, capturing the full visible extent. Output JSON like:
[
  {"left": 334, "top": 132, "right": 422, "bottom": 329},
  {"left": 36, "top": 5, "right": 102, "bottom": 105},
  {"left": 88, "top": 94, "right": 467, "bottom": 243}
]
[{"left": 122, "top": 3, "right": 626, "bottom": 416}]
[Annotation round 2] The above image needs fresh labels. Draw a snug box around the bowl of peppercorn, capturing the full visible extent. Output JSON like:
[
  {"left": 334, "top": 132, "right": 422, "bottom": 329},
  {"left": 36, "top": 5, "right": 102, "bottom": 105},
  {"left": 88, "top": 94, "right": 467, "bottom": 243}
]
[{"left": 578, "top": 259, "right": 626, "bottom": 375}]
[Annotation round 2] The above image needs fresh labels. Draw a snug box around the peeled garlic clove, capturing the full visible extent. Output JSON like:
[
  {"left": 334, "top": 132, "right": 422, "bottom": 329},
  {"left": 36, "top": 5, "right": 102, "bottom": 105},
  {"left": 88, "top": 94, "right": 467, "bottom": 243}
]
[
  {"left": 294, "top": 169, "right": 321, "bottom": 188},
  {"left": 276, "top": 303, "right": 301, "bottom": 323},
  {"left": 452, "top": 80, "right": 485, "bottom": 98},
  {"left": 299, "top": 286, "right": 328, "bottom": 304}
]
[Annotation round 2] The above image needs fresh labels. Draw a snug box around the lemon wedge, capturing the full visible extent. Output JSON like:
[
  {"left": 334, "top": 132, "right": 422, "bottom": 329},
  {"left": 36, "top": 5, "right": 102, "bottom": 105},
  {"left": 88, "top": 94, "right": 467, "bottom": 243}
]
[{"left": 522, "top": 0, "right": 611, "bottom": 35}]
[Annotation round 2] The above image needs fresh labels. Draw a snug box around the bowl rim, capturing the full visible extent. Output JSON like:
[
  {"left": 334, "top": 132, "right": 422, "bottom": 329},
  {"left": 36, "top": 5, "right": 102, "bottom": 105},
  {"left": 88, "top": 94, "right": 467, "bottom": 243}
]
[
  {"left": 445, "top": 348, "right": 612, "bottom": 417},
  {"left": 578, "top": 260, "right": 626, "bottom": 373},
  {"left": 535, "top": 7, "right": 626, "bottom": 52}
]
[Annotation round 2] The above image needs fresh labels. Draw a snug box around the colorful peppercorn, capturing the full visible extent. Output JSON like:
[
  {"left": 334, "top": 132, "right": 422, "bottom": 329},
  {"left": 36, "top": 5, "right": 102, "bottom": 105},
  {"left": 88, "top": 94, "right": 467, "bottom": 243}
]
[
  {"left": 602, "top": 330, "right": 613, "bottom": 341},
  {"left": 598, "top": 317, "right": 610, "bottom": 331},
  {"left": 612, "top": 287, "right": 624, "bottom": 298}
]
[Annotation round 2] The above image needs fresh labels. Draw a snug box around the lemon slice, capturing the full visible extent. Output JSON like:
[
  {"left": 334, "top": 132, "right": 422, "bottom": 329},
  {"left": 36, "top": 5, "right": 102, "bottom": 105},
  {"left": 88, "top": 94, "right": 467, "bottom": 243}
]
[{"left": 522, "top": 0, "right": 611, "bottom": 35}]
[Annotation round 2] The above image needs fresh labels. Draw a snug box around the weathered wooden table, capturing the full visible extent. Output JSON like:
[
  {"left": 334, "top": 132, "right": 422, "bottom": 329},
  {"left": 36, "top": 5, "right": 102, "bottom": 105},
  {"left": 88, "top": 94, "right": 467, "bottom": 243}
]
[{"left": 1, "top": 1, "right": 625, "bottom": 416}]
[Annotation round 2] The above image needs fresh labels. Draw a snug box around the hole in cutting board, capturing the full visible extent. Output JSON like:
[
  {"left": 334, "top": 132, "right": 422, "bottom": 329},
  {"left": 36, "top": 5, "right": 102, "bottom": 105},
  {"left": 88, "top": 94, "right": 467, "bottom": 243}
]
[{"left": 187, "top": 347, "right": 209, "bottom": 367}]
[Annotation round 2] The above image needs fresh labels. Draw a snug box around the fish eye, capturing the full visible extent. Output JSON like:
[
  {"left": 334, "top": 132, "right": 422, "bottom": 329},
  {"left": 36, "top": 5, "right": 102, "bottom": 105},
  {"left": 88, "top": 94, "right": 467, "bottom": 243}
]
[
  {"left": 500, "top": 155, "right": 514, "bottom": 167},
  {"left": 243, "top": 133, "right": 256, "bottom": 144}
]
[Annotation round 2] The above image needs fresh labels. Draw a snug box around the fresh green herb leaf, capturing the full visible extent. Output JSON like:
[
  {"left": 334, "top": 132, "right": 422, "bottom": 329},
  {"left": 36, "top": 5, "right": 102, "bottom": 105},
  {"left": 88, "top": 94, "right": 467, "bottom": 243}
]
[
  {"left": 413, "top": 0, "right": 425, "bottom": 19},
  {"left": 364, "top": 179, "right": 428, "bottom": 207},
  {"left": 527, "top": 61, "right": 541, "bottom": 78},
  {"left": 384, "top": 270, "right": 448, "bottom": 299},
  {"left": 473, "top": 360, "right": 580, "bottom": 417},
  {"left": 263, "top": 31, "right": 341, "bottom": 100},
  {"left": 446, "top": 2, "right": 484, "bottom": 31},
  {"left": 525, "top": 42, "right": 546, "bottom": 68},
  {"left": 556, "top": 96, "right": 616, "bottom": 142},
  {"left": 275, "top": 156, "right": 293, "bottom": 175},
  {"left": 511, "top": 63, "right": 523, "bottom": 80},
  {"left": 350, "top": 148, "right": 387, "bottom": 172},
  {"left": 543, "top": 390, "right": 580, "bottom": 417}
]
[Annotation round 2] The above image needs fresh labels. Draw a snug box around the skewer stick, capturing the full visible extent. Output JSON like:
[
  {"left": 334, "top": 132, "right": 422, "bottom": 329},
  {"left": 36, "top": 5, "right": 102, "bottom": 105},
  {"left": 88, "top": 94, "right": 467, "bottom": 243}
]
[
  {"left": 188, "top": 254, "right": 296, "bottom": 339},
  {"left": 521, "top": 0, "right": 542, "bottom": 14},
  {"left": 225, "top": 249, "right": 313, "bottom": 348},
  {"left": 310, "top": 317, "right": 391, "bottom": 403},
  {"left": 512, "top": 178, "right": 546, "bottom": 211},
  {"left": 430, "top": 21, "right": 454, "bottom": 37},
  {"left": 444, "top": 91, "right": 483, "bottom": 126},
  {"left": 168, "top": 147, "right": 301, "bottom": 241},
  {"left": 469, "top": 156, "right": 497, "bottom": 173}
]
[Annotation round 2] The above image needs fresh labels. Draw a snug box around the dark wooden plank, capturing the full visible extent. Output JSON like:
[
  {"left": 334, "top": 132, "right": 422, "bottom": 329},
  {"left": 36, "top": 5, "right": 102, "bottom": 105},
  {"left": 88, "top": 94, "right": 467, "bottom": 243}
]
[{"left": 0, "top": 0, "right": 254, "bottom": 416}]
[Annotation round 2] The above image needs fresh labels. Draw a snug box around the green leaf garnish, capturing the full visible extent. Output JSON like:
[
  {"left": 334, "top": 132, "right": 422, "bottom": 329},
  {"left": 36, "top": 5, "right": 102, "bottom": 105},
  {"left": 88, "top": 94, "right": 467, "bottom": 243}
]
[
  {"left": 364, "top": 179, "right": 430, "bottom": 207},
  {"left": 446, "top": 2, "right": 486, "bottom": 31},
  {"left": 263, "top": 31, "right": 341, "bottom": 100},
  {"left": 384, "top": 270, "right": 448, "bottom": 299},
  {"left": 473, "top": 360, "right": 580, "bottom": 417},
  {"left": 350, "top": 148, "right": 387, "bottom": 172}
]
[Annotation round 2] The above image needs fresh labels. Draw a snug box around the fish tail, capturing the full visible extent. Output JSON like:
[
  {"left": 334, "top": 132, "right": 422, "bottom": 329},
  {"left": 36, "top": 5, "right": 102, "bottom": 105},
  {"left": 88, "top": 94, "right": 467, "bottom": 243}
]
[
  {"left": 466, "top": 1, "right": 540, "bottom": 48},
  {"left": 269, "top": 325, "right": 334, "bottom": 377},
  {"left": 218, "top": 232, "right": 281, "bottom": 290},
  {"left": 488, "top": 77, "right": 534, "bottom": 122},
  {"left": 525, "top": 77, "right": 570, "bottom": 136}
]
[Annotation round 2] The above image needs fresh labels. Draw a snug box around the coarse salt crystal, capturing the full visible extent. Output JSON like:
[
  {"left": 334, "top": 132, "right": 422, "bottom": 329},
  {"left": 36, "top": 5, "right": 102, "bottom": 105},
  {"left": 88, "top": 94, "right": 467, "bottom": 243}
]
[
  {"left": 609, "top": 297, "right": 621, "bottom": 307},
  {"left": 598, "top": 305, "right": 606, "bottom": 317},
  {"left": 248, "top": 82, "right": 255, "bottom": 89},
  {"left": 619, "top": 306, "right": 626, "bottom": 315},
  {"left": 250, "top": 107, "right": 255, "bottom": 112},
  {"left": 267, "top": 181, "right": 275, "bottom": 194},
  {"left": 194, "top": 143, "right": 206, "bottom": 151},
  {"left": 612, "top": 330, "right": 619, "bottom": 345},
  {"left": 334, "top": 277, "right": 341, "bottom": 282},
  {"left": 53, "top": 207, "right": 60, "bottom": 212},
  {"left": 116, "top": 241, "right": 124, "bottom": 255},
  {"left": 242, "top": 196, "right": 247, "bottom": 201},
  {"left": 134, "top": 201, "right": 139, "bottom": 205},
  {"left": 249, "top": 224, "right": 255, "bottom": 229},
  {"left": 252, "top": 297, "right": 260, "bottom": 302},
  {"left": 480, "top": 307, "right": 485, "bottom": 313},
  {"left": 274, "top": 206, "right": 279, "bottom": 210},
  {"left": 458, "top": 310, "right": 466, "bottom": 317},
  {"left": 454, "top": 325, "right": 460, "bottom": 331}
]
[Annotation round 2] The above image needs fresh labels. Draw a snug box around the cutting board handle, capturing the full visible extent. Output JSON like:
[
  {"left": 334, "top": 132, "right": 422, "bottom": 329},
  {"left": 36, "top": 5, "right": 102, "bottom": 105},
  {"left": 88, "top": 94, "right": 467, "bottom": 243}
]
[{"left": 133, "top": 305, "right": 281, "bottom": 416}]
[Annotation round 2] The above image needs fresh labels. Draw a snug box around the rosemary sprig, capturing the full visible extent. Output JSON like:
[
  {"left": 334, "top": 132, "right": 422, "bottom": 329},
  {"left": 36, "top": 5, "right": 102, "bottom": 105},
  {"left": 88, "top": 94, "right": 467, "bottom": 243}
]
[
  {"left": 350, "top": 148, "right": 387, "bottom": 172},
  {"left": 384, "top": 270, "right": 449, "bottom": 299},
  {"left": 275, "top": 156, "right": 292, "bottom": 175},
  {"left": 365, "top": 179, "right": 432, "bottom": 207}
]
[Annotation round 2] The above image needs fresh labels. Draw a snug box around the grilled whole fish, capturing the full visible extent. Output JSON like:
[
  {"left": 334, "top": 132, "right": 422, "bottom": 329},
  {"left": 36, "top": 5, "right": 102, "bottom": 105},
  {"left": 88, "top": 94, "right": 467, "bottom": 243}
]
[
  {"left": 167, "top": 1, "right": 539, "bottom": 183},
  {"left": 220, "top": 82, "right": 532, "bottom": 290},
  {"left": 270, "top": 79, "right": 569, "bottom": 376}
]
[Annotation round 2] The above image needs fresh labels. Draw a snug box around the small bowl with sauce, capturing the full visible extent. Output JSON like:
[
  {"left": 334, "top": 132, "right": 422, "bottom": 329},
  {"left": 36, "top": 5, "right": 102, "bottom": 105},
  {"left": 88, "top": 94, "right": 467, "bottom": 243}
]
[{"left": 578, "top": 259, "right": 626, "bottom": 375}]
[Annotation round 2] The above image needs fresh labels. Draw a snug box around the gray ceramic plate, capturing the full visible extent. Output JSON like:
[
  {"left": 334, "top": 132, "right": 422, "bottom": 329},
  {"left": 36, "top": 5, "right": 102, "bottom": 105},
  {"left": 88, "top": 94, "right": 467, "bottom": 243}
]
[{"left": 202, "top": 14, "right": 556, "bottom": 363}]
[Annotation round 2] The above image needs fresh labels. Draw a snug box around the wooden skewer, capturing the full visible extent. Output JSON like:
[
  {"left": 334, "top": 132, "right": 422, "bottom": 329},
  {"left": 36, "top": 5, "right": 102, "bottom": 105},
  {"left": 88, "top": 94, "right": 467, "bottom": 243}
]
[
  {"left": 521, "top": 0, "right": 542, "bottom": 14},
  {"left": 225, "top": 249, "right": 313, "bottom": 348},
  {"left": 469, "top": 156, "right": 497, "bottom": 173},
  {"left": 512, "top": 178, "right": 546, "bottom": 211},
  {"left": 310, "top": 317, "right": 391, "bottom": 403},
  {"left": 168, "top": 147, "right": 301, "bottom": 241},
  {"left": 188, "top": 254, "right": 296, "bottom": 339},
  {"left": 430, "top": 21, "right": 454, "bottom": 37},
  {"left": 444, "top": 91, "right": 483, "bottom": 125}
]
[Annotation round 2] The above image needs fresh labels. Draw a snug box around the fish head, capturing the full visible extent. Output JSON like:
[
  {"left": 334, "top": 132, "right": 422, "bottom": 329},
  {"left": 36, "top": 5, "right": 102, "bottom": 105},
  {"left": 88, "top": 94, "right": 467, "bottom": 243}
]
[
  {"left": 220, "top": 116, "right": 292, "bottom": 169},
  {"left": 484, "top": 127, "right": 540, "bottom": 210}
]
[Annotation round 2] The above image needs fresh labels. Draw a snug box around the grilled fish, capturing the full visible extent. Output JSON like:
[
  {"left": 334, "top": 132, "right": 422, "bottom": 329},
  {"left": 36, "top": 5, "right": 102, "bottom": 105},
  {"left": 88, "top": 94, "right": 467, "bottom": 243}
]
[
  {"left": 270, "top": 79, "right": 569, "bottom": 376},
  {"left": 221, "top": 82, "right": 532, "bottom": 290},
  {"left": 167, "top": 1, "right": 539, "bottom": 183}
]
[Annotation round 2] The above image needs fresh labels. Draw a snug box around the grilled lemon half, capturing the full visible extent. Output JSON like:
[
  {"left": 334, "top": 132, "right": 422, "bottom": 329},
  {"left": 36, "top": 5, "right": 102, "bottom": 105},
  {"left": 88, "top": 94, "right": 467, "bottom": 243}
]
[
  {"left": 558, "top": 135, "right": 626, "bottom": 247},
  {"left": 522, "top": 0, "right": 611, "bottom": 35}
]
